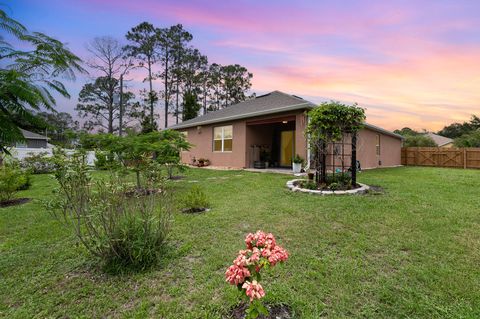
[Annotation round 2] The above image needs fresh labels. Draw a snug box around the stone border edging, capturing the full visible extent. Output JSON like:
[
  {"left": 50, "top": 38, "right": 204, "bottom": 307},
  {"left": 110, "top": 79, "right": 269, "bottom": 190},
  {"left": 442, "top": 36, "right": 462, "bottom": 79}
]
[{"left": 286, "top": 179, "right": 370, "bottom": 195}]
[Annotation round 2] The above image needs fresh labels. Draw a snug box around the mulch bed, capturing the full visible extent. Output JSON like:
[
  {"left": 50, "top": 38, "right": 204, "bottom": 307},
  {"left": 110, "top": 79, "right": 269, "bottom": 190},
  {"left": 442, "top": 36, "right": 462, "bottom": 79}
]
[
  {"left": 228, "top": 303, "right": 293, "bottom": 319},
  {"left": 168, "top": 175, "right": 185, "bottom": 180},
  {"left": 181, "top": 207, "right": 210, "bottom": 214},
  {"left": 0, "top": 198, "right": 31, "bottom": 208}
]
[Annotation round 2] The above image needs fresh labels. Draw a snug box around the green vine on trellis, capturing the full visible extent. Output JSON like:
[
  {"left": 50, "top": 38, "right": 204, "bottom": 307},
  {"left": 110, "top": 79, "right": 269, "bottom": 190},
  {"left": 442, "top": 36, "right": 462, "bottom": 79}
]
[
  {"left": 307, "top": 101, "right": 366, "bottom": 143},
  {"left": 306, "top": 101, "right": 366, "bottom": 185}
]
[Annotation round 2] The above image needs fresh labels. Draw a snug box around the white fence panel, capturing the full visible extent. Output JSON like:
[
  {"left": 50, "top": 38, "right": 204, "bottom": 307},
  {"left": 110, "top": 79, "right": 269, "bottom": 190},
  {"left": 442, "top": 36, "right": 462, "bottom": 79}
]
[{"left": 8, "top": 147, "right": 96, "bottom": 166}]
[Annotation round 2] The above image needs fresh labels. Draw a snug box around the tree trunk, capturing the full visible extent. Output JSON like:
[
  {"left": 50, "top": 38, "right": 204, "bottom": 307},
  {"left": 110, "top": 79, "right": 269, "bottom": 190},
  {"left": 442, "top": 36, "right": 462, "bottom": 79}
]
[
  {"left": 119, "top": 74, "right": 124, "bottom": 136},
  {"left": 148, "top": 57, "right": 154, "bottom": 130},
  {"left": 108, "top": 99, "right": 113, "bottom": 134},
  {"left": 175, "top": 80, "right": 179, "bottom": 124},
  {"left": 164, "top": 52, "right": 169, "bottom": 129},
  {"left": 202, "top": 82, "right": 207, "bottom": 114}
]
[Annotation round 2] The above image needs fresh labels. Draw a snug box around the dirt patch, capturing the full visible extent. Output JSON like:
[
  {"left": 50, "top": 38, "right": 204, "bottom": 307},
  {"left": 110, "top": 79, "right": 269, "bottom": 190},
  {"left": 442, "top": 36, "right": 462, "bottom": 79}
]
[
  {"left": 168, "top": 175, "right": 185, "bottom": 180},
  {"left": 0, "top": 198, "right": 31, "bottom": 208},
  {"left": 228, "top": 303, "right": 293, "bottom": 319},
  {"left": 181, "top": 207, "right": 210, "bottom": 214}
]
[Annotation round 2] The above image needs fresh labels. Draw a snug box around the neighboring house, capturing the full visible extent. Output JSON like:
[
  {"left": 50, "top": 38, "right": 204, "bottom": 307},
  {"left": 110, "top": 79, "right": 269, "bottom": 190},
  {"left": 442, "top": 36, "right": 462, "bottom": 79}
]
[
  {"left": 15, "top": 129, "right": 50, "bottom": 148},
  {"left": 171, "top": 91, "right": 403, "bottom": 169},
  {"left": 425, "top": 132, "right": 454, "bottom": 148}
]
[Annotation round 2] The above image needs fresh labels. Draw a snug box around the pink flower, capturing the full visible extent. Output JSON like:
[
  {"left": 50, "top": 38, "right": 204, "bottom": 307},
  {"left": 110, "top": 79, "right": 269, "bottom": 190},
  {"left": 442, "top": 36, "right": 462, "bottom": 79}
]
[
  {"left": 268, "top": 245, "right": 289, "bottom": 266},
  {"left": 225, "top": 264, "right": 251, "bottom": 285},
  {"left": 245, "top": 233, "right": 256, "bottom": 249},
  {"left": 233, "top": 250, "right": 249, "bottom": 267},
  {"left": 242, "top": 280, "right": 265, "bottom": 301}
]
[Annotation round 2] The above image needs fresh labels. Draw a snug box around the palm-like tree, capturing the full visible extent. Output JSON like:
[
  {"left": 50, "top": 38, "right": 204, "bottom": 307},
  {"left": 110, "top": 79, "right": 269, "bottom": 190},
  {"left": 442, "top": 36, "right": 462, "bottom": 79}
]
[{"left": 0, "top": 9, "right": 85, "bottom": 152}]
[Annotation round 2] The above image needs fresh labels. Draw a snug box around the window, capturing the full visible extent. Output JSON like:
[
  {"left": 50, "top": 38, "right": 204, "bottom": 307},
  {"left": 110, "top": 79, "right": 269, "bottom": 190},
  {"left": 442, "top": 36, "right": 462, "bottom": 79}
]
[
  {"left": 375, "top": 134, "right": 381, "bottom": 156},
  {"left": 213, "top": 125, "right": 233, "bottom": 152}
]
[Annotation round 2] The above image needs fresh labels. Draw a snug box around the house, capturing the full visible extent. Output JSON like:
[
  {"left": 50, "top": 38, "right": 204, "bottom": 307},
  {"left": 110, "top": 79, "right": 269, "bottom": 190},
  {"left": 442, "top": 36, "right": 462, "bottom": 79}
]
[
  {"left": 171, "top": 91, "right": 403, "bottom": 169},
  {"left": 15, "top": 129, "right": 50, "bottom": 148},
  {"left": 425, "top": 132, "right": 454, "bottom": 148}
]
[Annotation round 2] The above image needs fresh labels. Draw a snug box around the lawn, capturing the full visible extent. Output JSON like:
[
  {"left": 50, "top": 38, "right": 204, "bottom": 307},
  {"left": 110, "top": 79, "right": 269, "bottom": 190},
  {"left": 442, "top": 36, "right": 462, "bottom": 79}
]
[{"left": 1, "top": 166, "right": 479, "bottom": 318}]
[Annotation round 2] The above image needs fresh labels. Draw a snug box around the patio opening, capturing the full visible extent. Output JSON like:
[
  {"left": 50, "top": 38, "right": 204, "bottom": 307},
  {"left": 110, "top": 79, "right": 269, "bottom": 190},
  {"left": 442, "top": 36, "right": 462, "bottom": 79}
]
[{"left": 246, "top": 115, "right": 296, "bottom": 169}]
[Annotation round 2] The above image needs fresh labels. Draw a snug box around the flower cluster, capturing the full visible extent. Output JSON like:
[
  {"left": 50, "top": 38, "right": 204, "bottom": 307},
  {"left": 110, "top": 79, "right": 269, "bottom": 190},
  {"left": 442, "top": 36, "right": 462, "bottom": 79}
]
[{"left": 225, "top": 231, "right": 288, "bottom": 302}]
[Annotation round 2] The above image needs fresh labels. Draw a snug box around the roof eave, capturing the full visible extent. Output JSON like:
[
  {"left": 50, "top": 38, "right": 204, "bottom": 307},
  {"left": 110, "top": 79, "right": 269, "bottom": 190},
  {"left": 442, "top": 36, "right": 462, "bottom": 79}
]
[
  {"left": 170, "top": 102, "right": 315, "bottom": 130},
  {"left": 364, "top": 123, "right": 404, "bottom": 139}
]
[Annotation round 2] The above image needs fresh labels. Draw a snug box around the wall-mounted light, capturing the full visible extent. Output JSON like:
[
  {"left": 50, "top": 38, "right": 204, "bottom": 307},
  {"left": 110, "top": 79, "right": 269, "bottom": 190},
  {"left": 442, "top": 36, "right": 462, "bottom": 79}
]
[
  {"left": 196, "top": 126, "right": 202, "bottom": 133},
  {"left": 282, "top": 121, "right": 288, "bottom": 124}
]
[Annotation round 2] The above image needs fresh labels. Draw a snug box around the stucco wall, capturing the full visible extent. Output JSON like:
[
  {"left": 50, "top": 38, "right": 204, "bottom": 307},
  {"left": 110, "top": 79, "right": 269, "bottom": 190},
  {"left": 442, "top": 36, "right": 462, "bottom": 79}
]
[
  {"left": 180, "top": 111, "right": 307, "bottom": 168},
  {"left": 357, "top": 128, "right": 402, "bottom": 168},
  {"left": 180, "top": 121, "right": 247, "bottom": 168},
  {"left": 178, "top": 113, "right": 401, "bottom": 169}
]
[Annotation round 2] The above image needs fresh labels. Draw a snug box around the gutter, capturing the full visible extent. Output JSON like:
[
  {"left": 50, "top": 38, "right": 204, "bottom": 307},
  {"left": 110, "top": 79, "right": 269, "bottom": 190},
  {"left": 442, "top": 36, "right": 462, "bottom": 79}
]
[
  {"left": 171, "top": 100, "right": 402, "bottom": 140},
  {"left": 170, "top": 102, "right": 314, "bottom": 129}
]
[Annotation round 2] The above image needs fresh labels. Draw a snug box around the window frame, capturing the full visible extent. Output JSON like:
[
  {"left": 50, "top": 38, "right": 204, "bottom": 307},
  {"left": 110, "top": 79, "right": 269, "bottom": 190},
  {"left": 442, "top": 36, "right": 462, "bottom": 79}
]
[
  {"left": 375, "top": 134, "right": 381, "bottom": 156},
  {"left": 213, "top": 125, "right": 233, "bottom": 153}
]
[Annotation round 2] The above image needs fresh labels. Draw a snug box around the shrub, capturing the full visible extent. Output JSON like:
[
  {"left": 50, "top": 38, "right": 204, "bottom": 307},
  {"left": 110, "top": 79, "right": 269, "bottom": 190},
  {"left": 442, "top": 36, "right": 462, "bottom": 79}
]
[
  {"left": 325, "top": 172, "right": 352, "bottom": 189},
  {"left": 292, "top": 154, "right": 304, "bottom": 164},
  {"left": 328, "top": 182, "right": 340, "bottom": 190},
  {"left": 300, "top": 180, "right": 317, "bottom": 190},
  {"left": 0, "top": 164, "right": 30, "bottom": 202},
  {"left": 225, "top": 231, "right": 289, "bottom": 319},
  {"left": 180, "top": 185, "right": 209, "bottom": 213},
  {"left": 46, "top": 154, "right": 172, "bottom": 271},
  {"left": 94, "top": 150, "right": 117, "bottom": 170},
  {"left": 21, "top": 152, "right": 55, "bottom": 174},
  {"left": 403, "top": 134, "right": 437, "bottom": 147},
  {"left": 197, "top": 158, "right": 210, "bottom": 167},
  {"left": 454, "top": 130, "right": 480, "bottom": 147}
]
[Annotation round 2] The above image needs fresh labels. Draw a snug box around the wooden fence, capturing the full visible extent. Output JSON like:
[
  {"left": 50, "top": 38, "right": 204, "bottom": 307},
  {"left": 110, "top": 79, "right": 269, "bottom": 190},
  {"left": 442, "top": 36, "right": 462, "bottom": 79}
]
[{"left": 401, "top": 147, "right": 480, "bottom": 169}]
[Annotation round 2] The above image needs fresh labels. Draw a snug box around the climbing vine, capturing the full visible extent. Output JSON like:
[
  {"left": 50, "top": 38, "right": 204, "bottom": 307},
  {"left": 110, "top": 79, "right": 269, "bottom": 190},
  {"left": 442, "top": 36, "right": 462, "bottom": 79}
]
[{"left": 307, "top": 101, "right": 366, "bottom": 186}]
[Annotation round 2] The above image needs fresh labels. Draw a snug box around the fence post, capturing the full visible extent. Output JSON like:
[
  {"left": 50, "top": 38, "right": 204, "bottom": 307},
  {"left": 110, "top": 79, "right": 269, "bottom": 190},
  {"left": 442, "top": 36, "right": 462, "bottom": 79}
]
[{"left": 464, "top": 148, "right": 467, "bottom": 169}]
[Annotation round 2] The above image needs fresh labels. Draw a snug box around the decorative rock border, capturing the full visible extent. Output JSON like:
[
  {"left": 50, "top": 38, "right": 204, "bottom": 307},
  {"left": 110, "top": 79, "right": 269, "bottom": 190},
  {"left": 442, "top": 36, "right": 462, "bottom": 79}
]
[{"left": 286, "top": 179, "right": 370, "bottom": 195}]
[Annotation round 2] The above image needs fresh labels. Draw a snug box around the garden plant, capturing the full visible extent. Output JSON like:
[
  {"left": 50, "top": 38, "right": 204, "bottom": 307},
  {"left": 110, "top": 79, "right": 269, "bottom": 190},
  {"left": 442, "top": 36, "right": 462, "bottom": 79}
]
[
  {"left": 226, "top": 231, "right": 289, "bottom": 318},
  {"left": 45, "top": 152, "right": 172, "bottom": 271},
  {"left": 307, "top": 101, "right": 365, "bottom": 188}
]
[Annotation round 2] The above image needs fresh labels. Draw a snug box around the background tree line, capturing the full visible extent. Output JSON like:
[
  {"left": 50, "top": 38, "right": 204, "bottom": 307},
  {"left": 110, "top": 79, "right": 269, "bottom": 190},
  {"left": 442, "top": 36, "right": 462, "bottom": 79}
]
[
  {"left": 76, "top": 22, "right": 253, "bottom": 135},
  {"left": 395, "top": 114, "right": 480, "bottom": 147},
  {"left": 1, "top": 13, "right": 254, "bottom": 149}
]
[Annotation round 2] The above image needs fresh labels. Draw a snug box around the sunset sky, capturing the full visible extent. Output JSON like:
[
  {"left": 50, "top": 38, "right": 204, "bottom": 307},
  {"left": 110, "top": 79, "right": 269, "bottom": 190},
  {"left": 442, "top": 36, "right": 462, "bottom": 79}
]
[{"left": 5, "top": 0, "right": 480, "bottom": 131}]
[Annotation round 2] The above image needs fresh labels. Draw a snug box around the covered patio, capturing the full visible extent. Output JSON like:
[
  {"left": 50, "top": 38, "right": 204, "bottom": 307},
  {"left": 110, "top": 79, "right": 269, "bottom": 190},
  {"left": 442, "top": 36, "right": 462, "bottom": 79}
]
[{"left": 245, "top": 115, "right": 297, "bottom": 169}]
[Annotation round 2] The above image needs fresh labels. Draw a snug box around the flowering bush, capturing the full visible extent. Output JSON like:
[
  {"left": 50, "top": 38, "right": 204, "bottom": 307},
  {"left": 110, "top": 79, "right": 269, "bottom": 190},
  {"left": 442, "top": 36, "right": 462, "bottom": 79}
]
[{"left": 225, "top": 231, "right": 288, "bottom": 318}]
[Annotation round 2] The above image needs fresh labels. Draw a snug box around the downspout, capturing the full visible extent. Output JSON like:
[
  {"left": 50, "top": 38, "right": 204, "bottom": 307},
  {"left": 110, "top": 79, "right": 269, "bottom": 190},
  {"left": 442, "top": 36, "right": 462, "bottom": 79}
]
[{"left": 305, "top": 113, "right": 311, "bottom": 170}]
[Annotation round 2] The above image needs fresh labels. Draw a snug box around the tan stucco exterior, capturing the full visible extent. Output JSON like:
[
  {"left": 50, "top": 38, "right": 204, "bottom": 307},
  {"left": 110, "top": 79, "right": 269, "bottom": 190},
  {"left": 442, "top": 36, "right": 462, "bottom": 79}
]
[
  {"left": 178, "top": 110, "right": 401, "bottom": 169},
  {"left": 357, "top": 128, "right": 402, "bottom": 169}
]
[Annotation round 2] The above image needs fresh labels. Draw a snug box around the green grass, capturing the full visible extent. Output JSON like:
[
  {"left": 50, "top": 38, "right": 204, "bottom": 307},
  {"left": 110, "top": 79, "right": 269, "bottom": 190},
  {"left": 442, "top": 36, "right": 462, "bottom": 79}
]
[{"left": 1, "top": 167, "right": 479, "bottom": 318}]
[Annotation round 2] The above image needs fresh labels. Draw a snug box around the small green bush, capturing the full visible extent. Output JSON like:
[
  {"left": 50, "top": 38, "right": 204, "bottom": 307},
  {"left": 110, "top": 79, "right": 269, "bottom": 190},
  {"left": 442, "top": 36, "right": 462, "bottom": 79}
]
[
  {"left": 180, "top": 185, "right": 210, "bottom": 213},
  {"left": 300, "top": 180, "right": 317, "bottom": 190},
  {"left": 21, "top": 152, "right": 55, "bottom": 174},
  {"left": 46, "top": 154, "right": 172, "bottom": 271},
  {"left": 325, "top": 172, "right": 352, "bottom": 189},
  {"left": 0, "top": 164, "right": 30, "bottom": 202},
  {"left": 329, "top": 182, "right": 340, "bottom": 190},
  {"left": 94, "top": 150, "right": 117, "bottom": 170}
]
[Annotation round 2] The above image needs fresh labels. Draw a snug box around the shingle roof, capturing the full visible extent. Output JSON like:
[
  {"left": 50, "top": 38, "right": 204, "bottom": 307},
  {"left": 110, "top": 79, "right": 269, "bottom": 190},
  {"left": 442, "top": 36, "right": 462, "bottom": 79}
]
[
  {"left": 170, "top": 91, "right": 314, "bottom": 129},
  {"left": 170, "top": 90, "right": 402, "bottom": 139},
  {"left": 425, "top": 132, "right": 453, "bottom": 146},
  {"left": 20, "top": 128, "right": 49, "bottom": 140}
]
